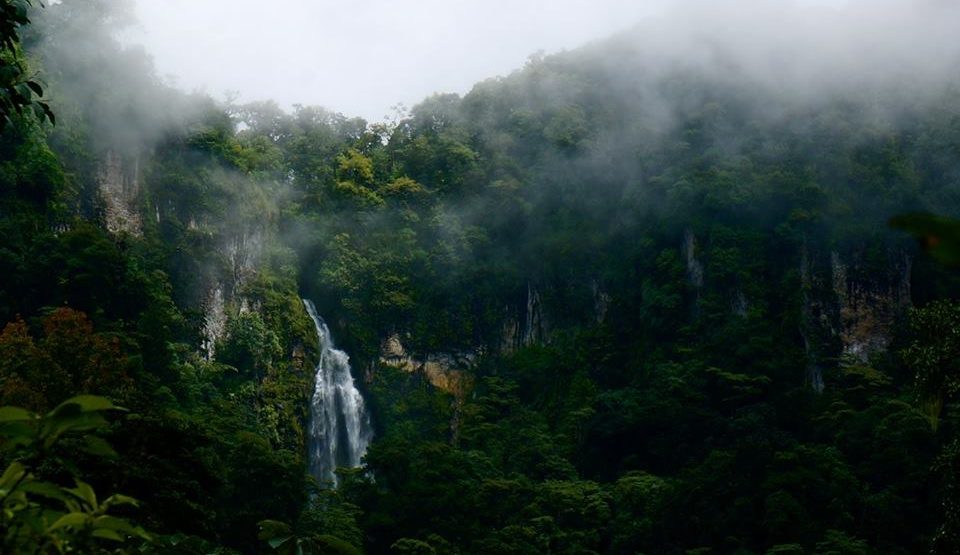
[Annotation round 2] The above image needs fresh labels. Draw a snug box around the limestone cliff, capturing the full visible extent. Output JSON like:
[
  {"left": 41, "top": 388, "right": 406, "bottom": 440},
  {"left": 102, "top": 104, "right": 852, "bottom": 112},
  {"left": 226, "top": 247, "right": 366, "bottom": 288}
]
[
  {"left": 97, "top": 150, "right": 142, "bottom": 235},
  {"left": 830, "top": 250, "right": 912, "bottom": 362},
  {"left": 499, "top": 281, "right": 550, "bottom": 353},
  {"left": 684, "top": 229, "right": 705, "bottom": 290},
  {"left": 498, "top": 277, "right": 608, "bottom": 353},
  {"left": 199, "top": 226, "right": 267, "bottom": 359},
  {"left": 379, "top": 334, "right": 475, "bottom": 398},
  {"left": 800, "top": 242, "right": 912, "bottom": 391}
]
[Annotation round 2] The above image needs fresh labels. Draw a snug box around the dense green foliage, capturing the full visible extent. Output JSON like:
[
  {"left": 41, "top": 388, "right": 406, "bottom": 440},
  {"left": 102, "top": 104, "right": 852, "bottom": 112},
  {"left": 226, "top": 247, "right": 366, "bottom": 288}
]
[
  {"left": 0, "top": 0, "right": 53, "bottom": 129},
  {"left": 1, "top": 395, "right": 149, "bottom": 554},
  {"left": 2, "top": 1, "right": 960, "bottom": 554}
]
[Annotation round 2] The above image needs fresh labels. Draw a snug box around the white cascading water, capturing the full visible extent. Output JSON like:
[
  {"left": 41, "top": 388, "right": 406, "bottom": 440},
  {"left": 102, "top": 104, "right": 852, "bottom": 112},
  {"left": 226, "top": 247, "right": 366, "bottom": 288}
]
[{"left": 302, "top": 299, "right": 373, "bottom": 487}]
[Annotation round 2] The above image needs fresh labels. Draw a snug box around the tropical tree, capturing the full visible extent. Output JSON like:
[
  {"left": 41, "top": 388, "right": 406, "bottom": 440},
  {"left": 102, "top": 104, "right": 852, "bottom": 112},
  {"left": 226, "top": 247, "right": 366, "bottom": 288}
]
[{"left": 0, "top": 395, "right": 150, "bottom": 553}]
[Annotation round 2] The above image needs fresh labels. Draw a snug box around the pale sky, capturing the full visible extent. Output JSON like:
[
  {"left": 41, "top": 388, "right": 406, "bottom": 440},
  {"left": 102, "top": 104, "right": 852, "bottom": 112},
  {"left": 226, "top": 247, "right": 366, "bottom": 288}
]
[{"left": 127, "top": 0, "right": 849, "bottom": 122}]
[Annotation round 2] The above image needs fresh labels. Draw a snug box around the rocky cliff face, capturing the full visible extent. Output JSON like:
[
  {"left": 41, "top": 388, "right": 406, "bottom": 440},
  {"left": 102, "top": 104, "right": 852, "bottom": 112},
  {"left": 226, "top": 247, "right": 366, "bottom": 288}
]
[
  {"left": 831, "top": 250, "right": 912, "bottom": 362},
  {"left": 800, "top": 242, "right": 912, "bottom": 391},
  {"left": 592, "top": 279, "right": 611, "bottom": 324},
  {"left": 201, "top": 285, "right": 227, "bottom": 359},
  {"left": 731, "top": 287, "right": 749, "bottom": 317},
  {"left": 200, "top": 226, "right": 267, "bottom": 359},
  {"left": 497, "top": 278, "right": 609, "bottom": 353},
  {"left": 97, "top": 151, "right": 142, "bottom": 235},
  {"left": 96, "top": 150, "right": 268, "bottom": 358},
  {"left": 684, "top": 229, "right": 706, "bottom": 320},
  {"left": 684, "top": 229, "right": 705, "bottom": 290},
  {"left": 499, "top": 281, "right": 550, "bottom": 353},
  {"left": 379, "top": 334, "right": 475, "bottom": 398},
  {"left": 226, "top": 227, "right": 265, "bottom": 290},
  {"left": 378, "top": 334, "right": 477, "bottom": 444},
  {"left": 800, "top": 243, "right": 837, "bottom": 392}
]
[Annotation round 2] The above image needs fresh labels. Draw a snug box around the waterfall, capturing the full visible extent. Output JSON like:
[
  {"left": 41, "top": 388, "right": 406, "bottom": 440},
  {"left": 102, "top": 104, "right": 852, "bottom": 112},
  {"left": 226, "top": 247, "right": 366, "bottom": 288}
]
[{"left": 302, "top": 299, "right": 373, "bottom": 487}]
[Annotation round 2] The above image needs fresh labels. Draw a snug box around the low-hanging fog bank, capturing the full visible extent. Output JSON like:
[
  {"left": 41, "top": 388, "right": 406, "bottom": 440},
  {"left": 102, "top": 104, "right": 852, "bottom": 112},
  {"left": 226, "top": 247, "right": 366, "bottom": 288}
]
[{"left": 123, "top": 0, "right": 886, "bottom": 123}]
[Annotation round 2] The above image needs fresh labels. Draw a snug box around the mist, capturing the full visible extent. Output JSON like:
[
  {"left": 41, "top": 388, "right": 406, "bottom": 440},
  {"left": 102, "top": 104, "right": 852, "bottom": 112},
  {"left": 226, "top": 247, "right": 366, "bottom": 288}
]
[
  {"left": 123, "top": 0, "right": 895, "bottom": 123},
  {"left": 126, "top": 0, "right": 665, "bottom": 122},
  {"left": 42, "top": 0, "right": 960, "bottom": 132},
  {"left": 619, "top": 0, "right": 960, "bottom": 104}
]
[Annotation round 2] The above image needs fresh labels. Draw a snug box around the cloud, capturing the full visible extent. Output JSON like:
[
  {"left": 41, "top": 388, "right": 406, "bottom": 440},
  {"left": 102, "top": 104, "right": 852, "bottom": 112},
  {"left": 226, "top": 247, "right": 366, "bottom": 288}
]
[
  {"left": 123, "top": 0, "right": 698, "bottom": 121},
  {"left": 624, "top": 0, "right": 960, "bottom": 100},
  {"left": 123, "top": 0, "right": 960, "bottom": 124}
]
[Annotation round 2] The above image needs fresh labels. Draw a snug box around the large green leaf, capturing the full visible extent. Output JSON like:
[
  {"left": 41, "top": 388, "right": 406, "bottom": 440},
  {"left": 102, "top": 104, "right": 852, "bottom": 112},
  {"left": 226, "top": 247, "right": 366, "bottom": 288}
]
[
  {"left": 47, "top": 512, "right": 90, "bottom": 532},
  {"left": 50, "top": 395, "right": 123, "bottom": 415},
  {"left": 20, "top": 481, "right": 72, "bottom": 503},
  {"left": 91, "top": 528, "right": 124, "bottom": 541},
  {"left": 0, "top": 421, "right": 34, "bottom": 447},
  {"left": 268, "top": 536, "right": 295, "bottom": 549},
  {"left": 0, "top": 406, "right": 34, "bottom": 422},
  {"left": 80, "top": 435, "right": 118, "bottom": 458},
  {"left": 101, "top": 493, "right": 139, "bottom": 510},
  {"left": 0, "top": 461, "right": 26, "bottom": 490},
  {"left": 41, "top": 412, "right": 109, "bottom": 449},
  {"left": 67, "top": 480, "right": 98, "bottom": 509}
]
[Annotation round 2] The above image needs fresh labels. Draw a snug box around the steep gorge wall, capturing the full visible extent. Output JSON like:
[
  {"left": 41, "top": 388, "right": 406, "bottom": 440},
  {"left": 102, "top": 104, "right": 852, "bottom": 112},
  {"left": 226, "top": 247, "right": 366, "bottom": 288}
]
[
  {"left": 499, "top": 282, "right": 550, "bottom": 353},
  {"left": 375, "top": 274, "right": 613, "bottom": 401},
  {"left": 378, "top": 334, "right": 475, "bottom": 398},
  {"left": 200, "top": 225, "right": 267, "bottom": 359},
  {"left": 498, "top": 278, "right": 611, "bottom": 353},
  {"left": 97, "top": 150, "right": 143, "bottom": 235},
  {"left": 375, "top": 228, "right": 914, "bottom": 400},
  {"left": 830, "top": 250, "right": 912, "bottom": 362},
  {"left": 95, "top": 150, "right": 275, "bottom": 360},
  {"left": 801, "top": 243, "right": 912, "bottom": 390},
  {"left": 679, "top": 229, "right": 912, "bottom": 390}
]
